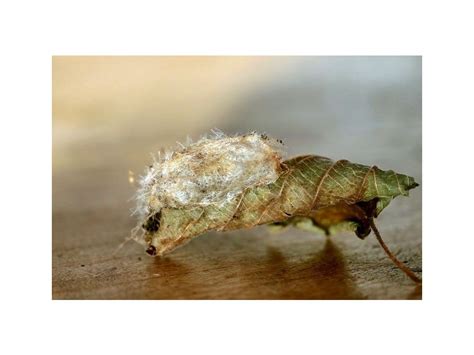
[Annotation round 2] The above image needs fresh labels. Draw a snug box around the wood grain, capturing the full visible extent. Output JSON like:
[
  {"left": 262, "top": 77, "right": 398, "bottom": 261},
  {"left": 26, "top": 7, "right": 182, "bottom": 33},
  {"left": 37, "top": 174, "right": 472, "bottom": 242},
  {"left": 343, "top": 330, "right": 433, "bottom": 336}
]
[{"left": 52, "top": 161, "right": 421, "bottom": 299}]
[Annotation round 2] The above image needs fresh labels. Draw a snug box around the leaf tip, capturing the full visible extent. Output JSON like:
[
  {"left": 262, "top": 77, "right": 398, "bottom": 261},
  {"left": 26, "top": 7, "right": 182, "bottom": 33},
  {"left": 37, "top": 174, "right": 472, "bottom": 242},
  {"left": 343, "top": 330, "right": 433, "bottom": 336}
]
[{"left": 408, "top": 179, "right": 419, "bottom": 191}]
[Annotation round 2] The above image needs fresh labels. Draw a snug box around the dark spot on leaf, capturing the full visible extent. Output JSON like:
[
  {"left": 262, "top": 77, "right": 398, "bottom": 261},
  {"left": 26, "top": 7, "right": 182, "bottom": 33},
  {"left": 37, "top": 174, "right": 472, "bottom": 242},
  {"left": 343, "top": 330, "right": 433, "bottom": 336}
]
[
  {"left": 146, "top": 245, "right": 157, "bottom": 256},
  {"left": 356, "top": 198, "right": 378, "bottom": 218},
  {"left": 354, "top": 223, "right": 371, "bottom": 239},
  {"left": 270, "top": 221, "right": 288, "bottom": 227},
  {"left": 142, "top": 212, "right": 161, "bottom": 233}
]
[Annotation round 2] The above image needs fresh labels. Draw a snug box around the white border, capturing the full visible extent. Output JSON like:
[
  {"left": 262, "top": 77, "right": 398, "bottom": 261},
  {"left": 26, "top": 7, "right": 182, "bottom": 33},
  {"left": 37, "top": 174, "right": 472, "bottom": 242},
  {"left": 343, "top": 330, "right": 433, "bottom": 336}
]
[{"left": 1, "top": 1, "right": 474, "bottom": 354}]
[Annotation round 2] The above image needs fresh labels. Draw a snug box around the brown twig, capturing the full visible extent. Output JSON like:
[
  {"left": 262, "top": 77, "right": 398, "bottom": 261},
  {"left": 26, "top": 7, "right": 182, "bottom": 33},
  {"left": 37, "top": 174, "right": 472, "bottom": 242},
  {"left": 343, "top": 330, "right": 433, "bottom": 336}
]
[{"left": 370, "top": 219, "right": 422, "bottom": 284}]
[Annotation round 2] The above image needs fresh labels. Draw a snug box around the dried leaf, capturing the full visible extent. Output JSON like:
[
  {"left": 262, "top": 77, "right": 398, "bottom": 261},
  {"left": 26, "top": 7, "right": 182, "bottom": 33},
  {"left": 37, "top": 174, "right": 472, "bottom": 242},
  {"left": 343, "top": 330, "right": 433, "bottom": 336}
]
[{"left": 133, "top": 132, "right": 418, "bottom": 259}]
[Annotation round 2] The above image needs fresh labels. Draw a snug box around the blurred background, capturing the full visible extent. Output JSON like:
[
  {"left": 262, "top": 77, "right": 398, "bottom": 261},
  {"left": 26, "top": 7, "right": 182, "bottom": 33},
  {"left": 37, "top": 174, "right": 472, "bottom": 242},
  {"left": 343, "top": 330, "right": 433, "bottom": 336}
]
[
  {"left": 53, "top": 56, "right": 421, "bottom": 211},
  {"left": 53, "top": 56, "right": 421, "bottom": 299}
]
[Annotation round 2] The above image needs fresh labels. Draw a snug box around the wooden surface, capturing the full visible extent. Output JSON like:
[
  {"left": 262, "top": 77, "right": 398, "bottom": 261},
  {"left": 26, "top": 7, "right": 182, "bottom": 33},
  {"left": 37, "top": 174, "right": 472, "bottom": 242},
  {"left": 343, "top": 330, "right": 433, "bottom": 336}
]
[
  {"left": 52, "top": 57, "right": 422, "bottom": 299},
  {"left": 52, "top": 154, "right": 422, "bottom": 299}
]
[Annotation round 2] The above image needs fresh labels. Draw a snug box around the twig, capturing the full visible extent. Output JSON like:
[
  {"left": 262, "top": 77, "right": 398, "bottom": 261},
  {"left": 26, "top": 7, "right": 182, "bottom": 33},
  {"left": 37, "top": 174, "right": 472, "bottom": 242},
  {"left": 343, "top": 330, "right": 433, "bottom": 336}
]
[{"left": 370, "top": 219, "right": 422, "bottom": 283}]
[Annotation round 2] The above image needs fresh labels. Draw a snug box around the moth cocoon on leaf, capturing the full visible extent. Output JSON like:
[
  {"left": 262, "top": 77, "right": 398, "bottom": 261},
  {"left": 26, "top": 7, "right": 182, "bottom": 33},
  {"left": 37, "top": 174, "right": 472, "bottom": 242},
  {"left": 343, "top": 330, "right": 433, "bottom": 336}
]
[
  {"left": 133, "top": 131, "right": 285, "bottom": 253},
  {"left": 132, "top": 130, "right": 420, "bottom": 282}
]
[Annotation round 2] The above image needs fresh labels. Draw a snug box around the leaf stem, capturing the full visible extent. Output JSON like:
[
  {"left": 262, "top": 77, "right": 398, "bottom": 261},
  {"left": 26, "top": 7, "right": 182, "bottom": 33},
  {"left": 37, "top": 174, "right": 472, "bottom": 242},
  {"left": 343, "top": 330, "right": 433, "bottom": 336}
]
[{"left": 370, "top": 220, "right": 422, "bottom": 284}]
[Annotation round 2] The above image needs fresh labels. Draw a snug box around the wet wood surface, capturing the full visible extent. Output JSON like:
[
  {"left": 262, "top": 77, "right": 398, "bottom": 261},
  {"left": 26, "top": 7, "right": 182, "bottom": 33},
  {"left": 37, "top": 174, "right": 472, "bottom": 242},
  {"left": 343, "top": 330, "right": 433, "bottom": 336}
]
[{"left": 52, "top": 154, "right": 421, "bottom": 300}]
